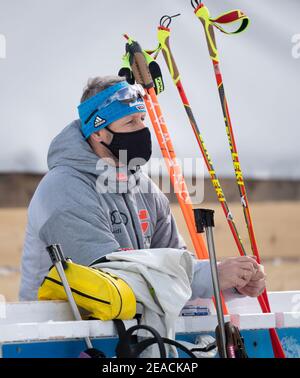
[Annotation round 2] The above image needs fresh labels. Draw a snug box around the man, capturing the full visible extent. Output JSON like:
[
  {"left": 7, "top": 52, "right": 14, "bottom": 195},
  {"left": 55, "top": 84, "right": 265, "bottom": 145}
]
[{"left": 19, "top": 76, "right": 265, "bottom": 301}]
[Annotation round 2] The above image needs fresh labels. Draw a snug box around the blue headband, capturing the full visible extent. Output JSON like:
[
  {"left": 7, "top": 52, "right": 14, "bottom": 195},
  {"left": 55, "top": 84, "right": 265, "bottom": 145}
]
[{"left": 78, "top": 81, "right": 146, "bottom": 139}]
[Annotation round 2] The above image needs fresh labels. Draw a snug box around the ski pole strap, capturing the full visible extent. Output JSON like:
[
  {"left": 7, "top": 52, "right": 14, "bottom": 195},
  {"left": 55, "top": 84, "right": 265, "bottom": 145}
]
[
  {"left": 210, "top": 10, "right": 249, "bottom": 35},
  {"left": 118, "top": 53, "right": 136, "bottom": 85},
  {"left": 194, "top": 3, "right": 249, "bottom": 62}
]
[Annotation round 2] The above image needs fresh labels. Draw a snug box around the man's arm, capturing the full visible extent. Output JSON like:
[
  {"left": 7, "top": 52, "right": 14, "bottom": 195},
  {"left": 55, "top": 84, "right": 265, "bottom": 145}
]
[
  {"left": 148, "top": 189, "right": 266, "bottom": 299},
  {"left": 191, "top": 256, "right": 266, "bottom": 299}
]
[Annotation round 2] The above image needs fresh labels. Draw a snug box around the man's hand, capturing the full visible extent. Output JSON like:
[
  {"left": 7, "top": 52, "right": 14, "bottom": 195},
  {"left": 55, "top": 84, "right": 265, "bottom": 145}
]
[
  {"left": 235, "top": 265, "right": 266, "bottom": 297},
  {"left": 217, "top": 256, "right": 261, "bottom": 291}
]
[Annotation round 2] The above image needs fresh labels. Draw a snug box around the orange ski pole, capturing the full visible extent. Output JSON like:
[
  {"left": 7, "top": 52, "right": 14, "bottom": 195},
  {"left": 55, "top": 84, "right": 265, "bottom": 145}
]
[{"left": 144, "top": 89, "right": 207, "bottom": 259}]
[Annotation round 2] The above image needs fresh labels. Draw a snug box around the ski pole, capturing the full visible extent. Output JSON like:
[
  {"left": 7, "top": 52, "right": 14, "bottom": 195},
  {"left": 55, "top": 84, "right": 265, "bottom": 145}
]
[
  {"left": 194, "top": 209, "right": 227, "bottom": 358},
  {"left": 155, "top": 15, "right": 271, "bottom": 311},
  {"left": 192, "top": 1, "right": 285, "bottom": 358},
  {"left": 144, "top": 89, "right": 209, "bottom": 259},
  {"left": 192, "top": 0, "right": 268, "bottom": 298},
  {"left": 123, "top": 34, "right": 208, "bottom": 260},
  {"left": 121, "top": 34, "right": 229, "bottom": 314},
  {"left": 192, "top": 0, "right": 259, "bottom": 267},
  {"left": 150, "top": 11, "right": 284, "bottom": 359},
  {"left": 154, "top": 16, "right": 279, "bottom": 334},
  {"left": 155, "top": 16, "right": 246, "bottom": 259},
  {"left": 46, "top": 244, "right": 104, "bottom": 358}
]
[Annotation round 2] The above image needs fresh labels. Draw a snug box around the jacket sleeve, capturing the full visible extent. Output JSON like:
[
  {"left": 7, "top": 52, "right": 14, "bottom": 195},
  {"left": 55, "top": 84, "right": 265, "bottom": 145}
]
[
  {"left": 150, "top": 191, "right": 187, "bottom": 250},
  {"left": 190, "top": 260, "right": 214, "bottom": 299}
]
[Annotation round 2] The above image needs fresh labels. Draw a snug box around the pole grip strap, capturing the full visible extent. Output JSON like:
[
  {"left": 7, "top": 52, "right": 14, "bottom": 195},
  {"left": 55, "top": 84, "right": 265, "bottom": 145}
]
[
  {"left": 194, "top": 4, "right": 249, "bottom": 62},
  {"left": 210, "top": 10, "right": 250, "bottom": 35},
  {"left": 195, "top": 4, "right": 249, "bottom": 35}
]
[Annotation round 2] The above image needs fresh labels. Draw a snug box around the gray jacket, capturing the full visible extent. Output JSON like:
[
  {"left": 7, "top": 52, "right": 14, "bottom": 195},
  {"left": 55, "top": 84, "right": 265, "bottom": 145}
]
[{"left": 19, "top": 120, "right": 213, "bottom": 301}]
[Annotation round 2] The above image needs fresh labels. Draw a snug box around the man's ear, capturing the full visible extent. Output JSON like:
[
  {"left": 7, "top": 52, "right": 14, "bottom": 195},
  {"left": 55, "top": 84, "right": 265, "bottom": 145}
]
[{"left": 90, "top": 130, "right": 103, "bottom": 142}]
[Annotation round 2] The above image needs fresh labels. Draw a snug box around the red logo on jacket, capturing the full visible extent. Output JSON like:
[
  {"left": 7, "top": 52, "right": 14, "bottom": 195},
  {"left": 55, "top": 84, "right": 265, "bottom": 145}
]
[{"left": 138, "top": 209, "right": 149, "bottom": 234}]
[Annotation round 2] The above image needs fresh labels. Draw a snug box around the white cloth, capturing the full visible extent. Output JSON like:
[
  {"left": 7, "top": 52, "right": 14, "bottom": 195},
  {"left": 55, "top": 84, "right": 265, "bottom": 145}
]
[{"left": 92, "top": 248, "right": 195, "bottom": 357}]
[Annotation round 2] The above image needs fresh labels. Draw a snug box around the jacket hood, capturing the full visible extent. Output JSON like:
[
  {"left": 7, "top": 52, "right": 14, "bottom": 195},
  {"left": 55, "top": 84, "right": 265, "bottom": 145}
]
[
  {"left": 47, "top": 119, "right": 141, "bottom": 190},
  {"left": 48, "top": 119, "right": 100, "bottom": 175}
]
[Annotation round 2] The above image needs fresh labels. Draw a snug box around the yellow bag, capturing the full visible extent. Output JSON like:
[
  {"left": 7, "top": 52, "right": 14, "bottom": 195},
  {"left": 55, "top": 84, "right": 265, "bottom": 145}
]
[{"left": 38, "top": 260, "right": 136, "bottom": 321}]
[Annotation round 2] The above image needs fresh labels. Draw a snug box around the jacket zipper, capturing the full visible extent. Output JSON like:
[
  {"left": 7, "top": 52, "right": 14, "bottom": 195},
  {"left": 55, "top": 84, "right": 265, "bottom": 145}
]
[{"left": 122, "top": 193, "right": 141, "bottom": 249}]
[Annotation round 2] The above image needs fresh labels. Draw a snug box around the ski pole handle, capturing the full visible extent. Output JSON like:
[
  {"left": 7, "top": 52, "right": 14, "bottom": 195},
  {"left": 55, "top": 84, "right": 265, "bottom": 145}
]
[
  {"left": 125, "top": 36, "right": 154, "bottom": 89},
  {"left": 194, "top": 4, "right": 219, "bottom": 62},
  {"left": 194, "top": 208, "right": 215, "bottom": 233},
  {"left": 194, "top": 3, "right": 250, "bottom": 63},
  {"left": 46, "top": 244, "right": 68, "bottom": 269},
  {"left": 157, "top": 27, "right": 180, "bottom": 84}
]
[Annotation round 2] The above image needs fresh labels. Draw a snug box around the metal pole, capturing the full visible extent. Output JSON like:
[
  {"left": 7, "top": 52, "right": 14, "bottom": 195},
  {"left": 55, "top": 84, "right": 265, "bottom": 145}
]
[
  {"left": 193, "top": 209, "right": 228, "bottom": 358},
  {"left": 205, "top": 226, "right": 227, "bottom": 358},
  {"left": 46, "top": 244, "right": 93, "bottom": 350}
]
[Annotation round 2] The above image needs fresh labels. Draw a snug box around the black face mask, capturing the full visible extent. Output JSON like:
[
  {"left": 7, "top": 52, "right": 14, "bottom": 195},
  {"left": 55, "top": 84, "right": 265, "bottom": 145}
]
[{"left": 101, "top": 127, "right": 152, "bottom": 167}]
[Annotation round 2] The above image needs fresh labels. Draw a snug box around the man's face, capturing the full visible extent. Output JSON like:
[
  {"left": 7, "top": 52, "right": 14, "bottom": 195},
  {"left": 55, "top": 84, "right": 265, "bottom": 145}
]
[
  {"left": 107, "top": 112, "right": 147, "bottom": 134},
  {"left": 89, "top": 111, "right": 149, "bottom": 165},
  {"left": 97, "top": 111, "right": 147, "bottom": 147}
]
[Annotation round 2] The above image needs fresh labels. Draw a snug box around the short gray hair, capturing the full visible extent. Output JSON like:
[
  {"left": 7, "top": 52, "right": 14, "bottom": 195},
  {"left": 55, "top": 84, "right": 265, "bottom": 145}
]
[{"left": 80, "top": 75, "right": 126, "bottom": 103}]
